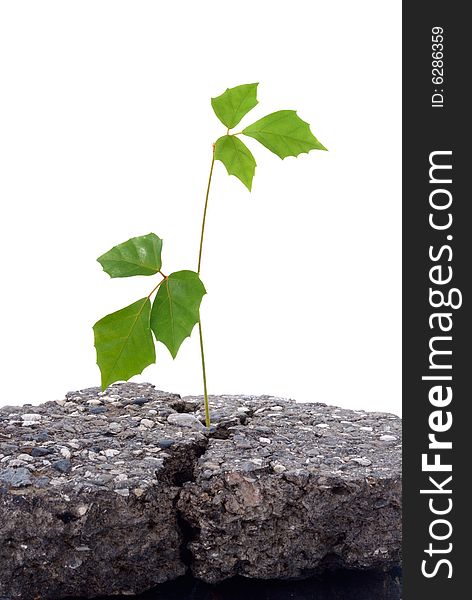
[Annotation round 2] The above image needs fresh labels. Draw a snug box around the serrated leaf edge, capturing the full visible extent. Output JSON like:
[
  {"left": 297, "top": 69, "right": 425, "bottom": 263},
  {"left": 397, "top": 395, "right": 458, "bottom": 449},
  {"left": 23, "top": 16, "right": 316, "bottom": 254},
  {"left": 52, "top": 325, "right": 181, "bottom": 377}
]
[
  {"left": 97, "top": 233, "right": 163, "bottom": 278},
  {"left": 215, "top": 135, "right": 256, "bottom": 191},
  {"left": 151, "top": 272, "right": 207, "bottom": 359},
  {"left": 211, "top": 82, "right": 259, "bottom": 129},
  {"left": 242, "top": 110, "right": 327, "bottom": 159}
]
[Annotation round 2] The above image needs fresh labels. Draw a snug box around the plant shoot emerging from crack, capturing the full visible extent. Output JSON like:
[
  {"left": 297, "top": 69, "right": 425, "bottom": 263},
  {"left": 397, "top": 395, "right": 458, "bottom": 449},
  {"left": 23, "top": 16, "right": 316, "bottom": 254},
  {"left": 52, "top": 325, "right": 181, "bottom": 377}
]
[{"left": 92, "top": 83, "right": 327, "bottom": 427}]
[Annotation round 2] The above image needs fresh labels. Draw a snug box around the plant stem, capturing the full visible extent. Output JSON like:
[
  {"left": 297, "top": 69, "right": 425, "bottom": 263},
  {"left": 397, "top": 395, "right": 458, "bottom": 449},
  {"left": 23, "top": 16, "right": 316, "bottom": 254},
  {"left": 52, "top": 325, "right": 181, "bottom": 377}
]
[
  {"left": 197, "top": 145, "right": 216, "bottom": 428},
  {"left": 198, "top": 146, "right": 216, "bottom": 273},
  {"left": 198, "top": 320, "right": 211, "bottom": 428},
  {"left": 146, "top": 274, "right": 167, "bottom": 298}
]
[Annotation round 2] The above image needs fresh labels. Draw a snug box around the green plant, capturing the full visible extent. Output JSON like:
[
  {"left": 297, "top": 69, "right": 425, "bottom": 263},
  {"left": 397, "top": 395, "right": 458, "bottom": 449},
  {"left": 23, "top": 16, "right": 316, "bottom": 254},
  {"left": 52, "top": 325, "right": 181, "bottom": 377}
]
[{"left": 93, "top": 83, "right": 326, "bottom": 427}]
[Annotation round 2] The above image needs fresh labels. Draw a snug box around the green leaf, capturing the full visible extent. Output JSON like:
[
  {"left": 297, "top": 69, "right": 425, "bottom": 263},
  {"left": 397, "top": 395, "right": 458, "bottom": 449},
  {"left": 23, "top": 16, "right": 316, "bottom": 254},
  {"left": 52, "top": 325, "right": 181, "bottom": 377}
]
[
  {"left": 151, "top": 270, "right": 206, "bottom": 358},
  {"left": 97, "top": 233, "right": 163, "bottom": 278},
  {"left": 93, "top": 298, "right": 155, "bottom": 389},
  {"left": 215, "top": 135, "right": 256, "bottom": 191},
  {"left": 242, "top": 110, "right": 327, "bottom": 159},
  {"left": 211, "top": 83, "right": 259, "bottom": 129}
]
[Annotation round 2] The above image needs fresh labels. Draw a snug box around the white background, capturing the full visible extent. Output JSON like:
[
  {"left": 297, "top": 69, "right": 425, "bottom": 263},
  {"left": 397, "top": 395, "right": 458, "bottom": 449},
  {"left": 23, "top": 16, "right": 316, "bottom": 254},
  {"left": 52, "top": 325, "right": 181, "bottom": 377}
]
[{"left": 0, "top": 1, "right": 401, "bottom": 414}]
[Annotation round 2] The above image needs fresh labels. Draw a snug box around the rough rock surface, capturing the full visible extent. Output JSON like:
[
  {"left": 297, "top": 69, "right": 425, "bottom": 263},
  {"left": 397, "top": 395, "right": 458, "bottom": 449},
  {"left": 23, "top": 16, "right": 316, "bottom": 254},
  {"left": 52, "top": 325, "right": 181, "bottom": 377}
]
[
  {"left": 0, "top": 383, "right": 401, "bottom": 599},
  {"left": 181, "top": 394, "right": 402, "bottom": 583}
]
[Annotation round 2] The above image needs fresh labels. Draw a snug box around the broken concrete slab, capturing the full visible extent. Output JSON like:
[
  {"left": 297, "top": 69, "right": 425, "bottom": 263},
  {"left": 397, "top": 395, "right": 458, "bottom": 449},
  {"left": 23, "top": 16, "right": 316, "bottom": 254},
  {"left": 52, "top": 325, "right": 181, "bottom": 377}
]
[
  {"left": 0, "top": 383, "right": 401, "bottom": 599},
  {"left": 180, "top": 394, "right": 401, "bottom": 582}
]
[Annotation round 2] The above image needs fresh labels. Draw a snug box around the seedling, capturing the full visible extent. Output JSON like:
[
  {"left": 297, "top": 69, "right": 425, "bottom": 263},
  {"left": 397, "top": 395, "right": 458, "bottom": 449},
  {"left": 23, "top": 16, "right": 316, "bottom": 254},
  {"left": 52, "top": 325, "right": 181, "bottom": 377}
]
[{"left": 93, "top": 83, "right": 326, "bottom": 427}]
